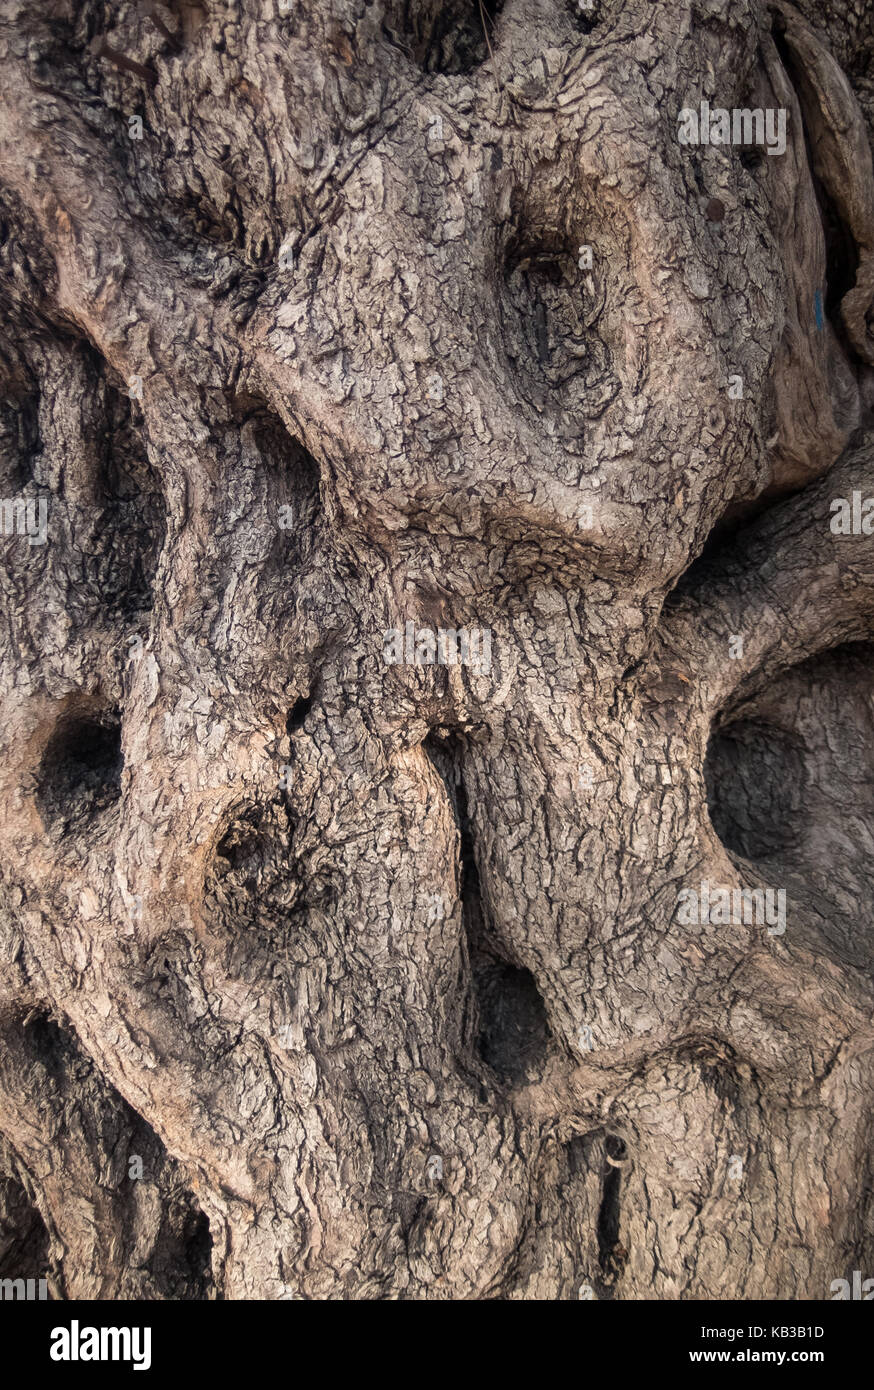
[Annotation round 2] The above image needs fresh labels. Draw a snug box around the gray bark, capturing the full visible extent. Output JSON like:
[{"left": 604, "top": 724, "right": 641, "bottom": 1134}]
[{"left": 0, "top": 0, "right": 873, "bottom": 1299}]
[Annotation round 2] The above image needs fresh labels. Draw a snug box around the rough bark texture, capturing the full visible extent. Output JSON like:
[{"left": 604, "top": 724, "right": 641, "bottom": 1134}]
[{"left": 0, "top": 0, "right": 873, "bottom": 1300}]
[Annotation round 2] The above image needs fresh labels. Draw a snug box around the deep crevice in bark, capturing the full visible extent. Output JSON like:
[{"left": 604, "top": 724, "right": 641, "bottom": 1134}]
[
  {"left": 3, "top": 1007, "right": 216, "bottom": 1299},
  {"left": 596, "top": 1161, "right": 624, "bottom": 1282},
  {"left": 771, "top": 15, "right": 864, "bottom": 353},
  {"left": 705, "top": 718, "right": 807, "bottom": 861},
  {"left": 0, "top": 383, "right": 39, "bottom": 493},
  {"left": 145, "top": 1181, "right": 214, "bottom": 1301},
  {"left": 203, "top": 788, "right": 339, "bottom": 990},
  {"left": 573, "top": 1127, "right": 631, "bottom": 1299},
  {"left": 226, "top": 398, "right": 322, "bottom": 580},
  {"left": 475, "top": 956, "right": 553, "bottom": 1086},
  {"left": 566, "top": 0, "right": 603, "bottom": 36},
  {"left": 286, "top": 692, "right": 314, "bottom": 736},
  {"left": 0, "top": 1171, "right": 51, "bottom": 1287},
  {"left": 425, "top": 731, "right": 553, "bottom": 1087},
  {"left": 36, "top": 703, "right": 123, "bottom": 836},
  {"left": 204, "top": 800, "right": 303, "bottom": 965},
  {"left": 388, "top": 0, "right": 505, "bottom": 75},
  {"left": 501, "top": 223, "right": 618, "bottom": 430},
  {"left": 93, "top": 368, "right": 166, "bottom": 619}
]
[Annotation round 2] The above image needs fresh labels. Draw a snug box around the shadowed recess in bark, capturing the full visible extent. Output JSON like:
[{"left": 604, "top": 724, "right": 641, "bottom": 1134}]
[
  {"left": 0, "top": 1171, "right": 51, "bottom": 1285},
  {"left": 97, "top": 1091, "right": 216, "bottom": 1300},
  {"left": 705, "top": 718, "right": 807, "bottom": 860},
  {"left": 676, "top": 1036, "right": 745, "bottom": 1108},
  {"left": 668, "top": 507, "right": 746, "bottom": 580},
  {"left": 706, "top": 641, "right": 874, "bottom": 883},
  {"left": 144, "top": 1177, "right": 214, "bottom": 1301},
  {"left": 16, "top": 334, "right": 165, "bottom": 619},
  {"left": 424, "top": 732, "right": 553, "bottom": 1086},
  {"left": 705, "top": 642, "right": 874, "bottom": 977},
  {"left": 286, "top": 692, "right": 314, "bottom": 735},
  {"left": 597, "top": 1133, "right": 628, "bottom": 1289},
  {"left": 474, "top": 956, "right": 553, "bottom": 1086},
  {"left": 501, "top": 223, "right": 619, "bottom": 436},
  {"left": 0, "top": 379, "right": 39, "bottom": 493},
  {"left": 385, "top": 0, "right": 505, "bottom": 74},
  {"left": 202, "top": 794, "right": 339, "bottom": 990},
  {"left": 770, "top": 17, "right": 862, "bottom": 338},
  {"left": 21, "top": 1010, "right": 73, "bottom": 1084},
  {"left": 814, "top": 163, "right": 861, "bottom": 332},
  {"left": 14, "top": 1008, "right": 216, "bottom": 1299},
  {"left": 233, "top": 400, "right": 320, "bottom": 492},
  {"left": 223, "top": 398, "right": 322, "bottom": 581},
  {"left": 566, "top": 0, "right": 603, "bottom": 35},
  {"left": 204, "top": 801, "right": 301, "bottom": 965},
  {"left": 17, "top": 4, "right": 213, "bottom": 254},
  {"left": 94, "top": 367, "right": 166, "bottom": 619},
  {"left": 36, "top": 704, "right": 123, "bottom": 836},
  {"left": 550, "top": 1127, "right": 630, "bottom": 1299},
  {"left": 0, "top": 327, "right": 164, "bottom": 620}
]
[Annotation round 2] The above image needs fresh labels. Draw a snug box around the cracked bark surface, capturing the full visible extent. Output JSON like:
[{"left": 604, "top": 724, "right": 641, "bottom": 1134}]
[{"left": 0, "top": 0, "right": 873, "bottom": 1299}]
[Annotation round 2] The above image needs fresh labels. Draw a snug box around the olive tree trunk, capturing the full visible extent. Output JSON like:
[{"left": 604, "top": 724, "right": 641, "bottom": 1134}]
[{"left": 1, "top": 0, "right": 873, "bottom": 1299}]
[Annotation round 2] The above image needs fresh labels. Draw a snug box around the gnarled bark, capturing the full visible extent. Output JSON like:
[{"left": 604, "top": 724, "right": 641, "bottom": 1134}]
[{"left": 0, "top": 0, "right": 873, "bottom": 1299}]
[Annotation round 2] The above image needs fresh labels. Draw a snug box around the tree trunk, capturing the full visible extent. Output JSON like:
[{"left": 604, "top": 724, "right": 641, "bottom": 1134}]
[{"left": 0, "top": 0, "right": 873, "bottom": 1300}]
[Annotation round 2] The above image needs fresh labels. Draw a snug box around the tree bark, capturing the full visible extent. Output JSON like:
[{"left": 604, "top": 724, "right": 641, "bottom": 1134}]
[{"left": 0, "top": 0, "right": 873, "bottom": 1299}]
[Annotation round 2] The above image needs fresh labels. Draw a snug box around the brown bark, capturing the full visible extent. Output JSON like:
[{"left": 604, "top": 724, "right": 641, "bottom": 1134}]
[{"left": 0, "top": 0, "right": 873, "bottom": 1299}]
